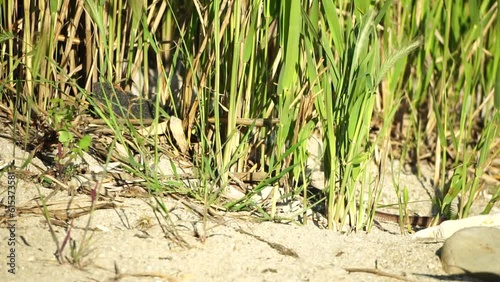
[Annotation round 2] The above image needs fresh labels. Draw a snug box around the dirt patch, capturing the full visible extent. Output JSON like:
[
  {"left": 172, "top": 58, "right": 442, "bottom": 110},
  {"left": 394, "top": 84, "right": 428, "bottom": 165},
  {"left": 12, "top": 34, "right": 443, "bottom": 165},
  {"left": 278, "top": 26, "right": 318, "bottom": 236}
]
[{"left": 0, "top": 137, "right": 496, "bottom": 282}]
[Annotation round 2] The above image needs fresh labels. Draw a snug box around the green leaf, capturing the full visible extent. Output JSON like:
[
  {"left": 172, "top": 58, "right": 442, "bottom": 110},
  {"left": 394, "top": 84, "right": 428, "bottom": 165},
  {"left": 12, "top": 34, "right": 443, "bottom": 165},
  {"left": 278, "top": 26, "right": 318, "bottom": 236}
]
[
  {"left": 77, "top": 135, "right": 92, "bottom": 152},
  {"left": 58, "top": 131, "right": 74, "bottom": 144},
  {"left": 403, "top": 186, "right": 409, "bottom": 206},
  {"left": 348, "top": 96, "right": 363, "bottom": 140},
  {"left": 322, "top": 0, "right": 344, "bottom": 54},
  {"left": 278, "top": 0, "right": 301, "bottom": 93}
]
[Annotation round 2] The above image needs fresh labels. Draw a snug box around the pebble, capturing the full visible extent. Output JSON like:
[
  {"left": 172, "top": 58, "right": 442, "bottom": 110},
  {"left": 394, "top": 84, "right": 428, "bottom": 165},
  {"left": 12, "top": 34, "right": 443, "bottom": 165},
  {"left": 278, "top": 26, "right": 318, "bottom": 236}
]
[{"left": 440, "top": 227, "right": 500, "bottom": 281}]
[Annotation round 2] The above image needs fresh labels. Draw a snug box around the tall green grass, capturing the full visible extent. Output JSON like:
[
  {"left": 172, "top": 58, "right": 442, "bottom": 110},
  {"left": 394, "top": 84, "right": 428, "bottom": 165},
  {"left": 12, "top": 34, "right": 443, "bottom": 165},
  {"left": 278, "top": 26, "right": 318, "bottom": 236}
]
[{"left": 0, "top": 0, "right": 498, "bottom": 236}]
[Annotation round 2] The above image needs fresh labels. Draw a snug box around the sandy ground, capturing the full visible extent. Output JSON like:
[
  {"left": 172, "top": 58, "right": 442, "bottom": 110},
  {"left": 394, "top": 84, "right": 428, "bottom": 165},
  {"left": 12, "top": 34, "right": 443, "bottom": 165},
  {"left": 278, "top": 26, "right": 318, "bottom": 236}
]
[{"left": 0, "top": 137, "right": 497, "bottom": 282}]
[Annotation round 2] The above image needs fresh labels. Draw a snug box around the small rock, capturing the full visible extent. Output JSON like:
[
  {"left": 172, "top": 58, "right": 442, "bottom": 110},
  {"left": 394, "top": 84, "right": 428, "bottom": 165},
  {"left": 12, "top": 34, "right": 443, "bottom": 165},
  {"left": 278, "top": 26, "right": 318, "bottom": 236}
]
[
  {"left": 222, "top": 184, "right": 246, "bottom": 200},
  {"left": 152, "top": 155, "right": 192, "bottom": 178},
  {"left": 412, "top": 213, "right": 500, "bottom": 241},
  {"left": 251, "top": 185, "right": 274, "bottom": 203},
  {"left": 440, "top": 227, "right": 500, "bottom": 281}
]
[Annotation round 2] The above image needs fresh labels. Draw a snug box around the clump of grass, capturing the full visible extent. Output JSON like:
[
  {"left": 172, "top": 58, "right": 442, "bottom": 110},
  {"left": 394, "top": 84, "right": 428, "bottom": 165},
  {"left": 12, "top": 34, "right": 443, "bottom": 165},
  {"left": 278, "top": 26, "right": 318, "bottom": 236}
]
[{"left": 38, "top": 183, "right": 98, "bottom": 268}]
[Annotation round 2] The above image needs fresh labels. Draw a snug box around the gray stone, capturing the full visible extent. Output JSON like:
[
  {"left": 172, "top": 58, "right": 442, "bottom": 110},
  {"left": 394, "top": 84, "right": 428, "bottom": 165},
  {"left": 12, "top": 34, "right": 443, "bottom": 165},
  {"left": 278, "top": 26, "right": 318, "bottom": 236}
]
[{"left": 440, "top": 227, "right": 500, "bottom": 281}]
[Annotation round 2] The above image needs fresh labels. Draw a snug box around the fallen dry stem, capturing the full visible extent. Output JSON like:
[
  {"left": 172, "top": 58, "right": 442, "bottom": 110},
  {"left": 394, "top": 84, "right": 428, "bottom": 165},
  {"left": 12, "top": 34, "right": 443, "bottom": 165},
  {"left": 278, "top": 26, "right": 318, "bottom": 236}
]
[
  {"left": 0, "top": 198, "right": 116, "bottom": 221},
  {"left": 344, "top": 267, "right": 416, "bottom": 282}
]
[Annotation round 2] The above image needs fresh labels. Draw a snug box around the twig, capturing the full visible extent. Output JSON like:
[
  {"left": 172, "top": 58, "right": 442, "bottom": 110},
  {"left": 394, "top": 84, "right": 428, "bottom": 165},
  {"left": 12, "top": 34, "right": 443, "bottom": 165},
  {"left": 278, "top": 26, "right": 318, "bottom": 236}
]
[{"left": 344, "top": 267, "right": 416, "bottom": 282}]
